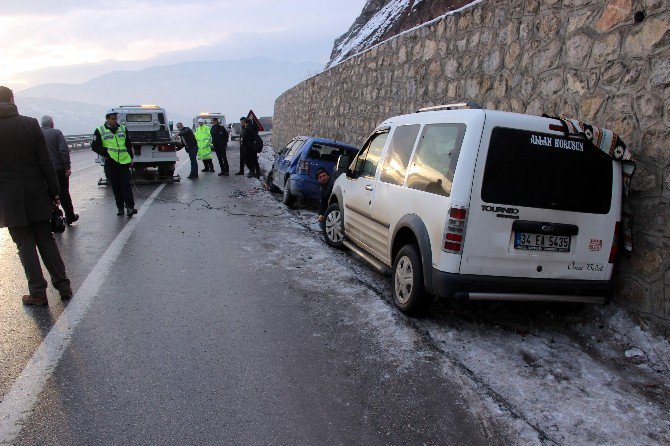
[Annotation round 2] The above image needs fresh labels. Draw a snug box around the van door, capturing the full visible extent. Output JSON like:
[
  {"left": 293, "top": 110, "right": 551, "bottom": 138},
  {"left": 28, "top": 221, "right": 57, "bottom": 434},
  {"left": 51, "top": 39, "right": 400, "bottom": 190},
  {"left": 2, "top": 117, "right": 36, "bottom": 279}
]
[
  {"left": 343, "top": 130, "right": 389, "bottom": 250},
  {"left": 460, "top": 114, "right": 621, "bottom": 281}
]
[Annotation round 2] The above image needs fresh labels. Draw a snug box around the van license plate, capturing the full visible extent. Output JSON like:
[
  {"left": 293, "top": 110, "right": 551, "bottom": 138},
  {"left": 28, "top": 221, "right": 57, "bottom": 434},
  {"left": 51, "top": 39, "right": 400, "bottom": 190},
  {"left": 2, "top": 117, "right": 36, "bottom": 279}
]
[{"left": 514, "top": 232, "right": 570, "bottom": 252}]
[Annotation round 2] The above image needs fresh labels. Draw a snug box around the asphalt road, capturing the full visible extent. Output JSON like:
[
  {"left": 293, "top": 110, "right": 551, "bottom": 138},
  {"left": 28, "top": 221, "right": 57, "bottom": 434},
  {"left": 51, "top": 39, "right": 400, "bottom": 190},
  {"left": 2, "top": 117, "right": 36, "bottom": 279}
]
[{"left": 0, "top": 146, "right": 507, "bottom": 445}]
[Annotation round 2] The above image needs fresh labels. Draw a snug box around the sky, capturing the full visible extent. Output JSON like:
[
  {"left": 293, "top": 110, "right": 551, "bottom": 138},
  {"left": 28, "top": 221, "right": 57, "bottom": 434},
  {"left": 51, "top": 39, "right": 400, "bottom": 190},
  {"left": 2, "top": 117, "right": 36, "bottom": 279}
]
[{"left": 1, "top": 0, "right": 367, "bottom": 90}]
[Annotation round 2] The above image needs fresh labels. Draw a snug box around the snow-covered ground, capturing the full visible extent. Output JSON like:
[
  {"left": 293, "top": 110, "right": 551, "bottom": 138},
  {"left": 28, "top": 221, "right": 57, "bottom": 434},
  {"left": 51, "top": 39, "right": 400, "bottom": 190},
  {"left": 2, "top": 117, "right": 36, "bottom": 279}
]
[{"left": 250, "top": 143, "right": 670, "bottom": 445}]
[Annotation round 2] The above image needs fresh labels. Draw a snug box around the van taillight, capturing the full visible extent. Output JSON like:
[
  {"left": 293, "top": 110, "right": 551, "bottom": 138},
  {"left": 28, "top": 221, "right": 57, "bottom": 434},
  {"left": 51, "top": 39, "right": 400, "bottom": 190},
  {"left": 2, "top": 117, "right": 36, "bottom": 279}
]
[
  {"left": 609, "top": 222, "right": 620, "bottom": 264},
  {"left": 299, "top": 159, "right": 309, "bottom": 174},
  {"left": 444, "top": 207, "right": 468, "bottom": 253},
  {"left": 157, "top": 144, "right": 175, "bottom": 152}
]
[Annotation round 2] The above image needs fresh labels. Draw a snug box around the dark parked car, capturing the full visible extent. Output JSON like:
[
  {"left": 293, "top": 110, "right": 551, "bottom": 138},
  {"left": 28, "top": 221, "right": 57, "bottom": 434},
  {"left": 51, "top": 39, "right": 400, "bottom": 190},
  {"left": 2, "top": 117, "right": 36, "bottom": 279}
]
[{"left": 269, "top": 136, "right": 358, "bottom": 206}]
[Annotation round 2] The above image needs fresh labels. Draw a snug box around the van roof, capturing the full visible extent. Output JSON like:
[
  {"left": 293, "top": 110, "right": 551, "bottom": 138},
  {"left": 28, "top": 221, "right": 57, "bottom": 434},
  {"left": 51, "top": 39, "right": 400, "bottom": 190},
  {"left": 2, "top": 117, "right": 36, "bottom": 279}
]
[{"left": 379, "top": 108, "right": 558, "bottom": 128}]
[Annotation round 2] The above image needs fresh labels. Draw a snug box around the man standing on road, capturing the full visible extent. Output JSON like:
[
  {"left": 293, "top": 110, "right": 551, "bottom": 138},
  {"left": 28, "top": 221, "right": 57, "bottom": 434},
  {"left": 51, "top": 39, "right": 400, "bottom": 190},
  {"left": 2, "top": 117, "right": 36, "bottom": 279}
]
[
  {"left": 41, "top": 115, "right": 79, "bottom": 225},
  {"left": 210, "top": 117, "right": 229, "bottom": 176},
  {"left": 240, "top": 117, "right": 260, "bottom": 178},
  {"left": 195, "top": 118, "right": 214, "bottom": 172},
  {"left": 91, "top": 109, "right": 137, "bottom": 217},
  {"left": 235, "top": 117, "right": 248, "bottom": 176},
  {"left": 316, "top": 167, "right": 335, "bottom": 231},
  {"left": 176, "top": 122, "right": 199, "bottom": 179},
  {"left": 0, "top": 86, "right": 73, "bottom": 306}
]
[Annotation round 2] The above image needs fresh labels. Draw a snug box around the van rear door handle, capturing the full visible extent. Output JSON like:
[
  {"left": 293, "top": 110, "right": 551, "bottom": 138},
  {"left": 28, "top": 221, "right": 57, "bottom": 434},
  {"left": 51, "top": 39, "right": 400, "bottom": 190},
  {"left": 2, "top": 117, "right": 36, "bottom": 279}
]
[{"left": 365, "top": 184, "right": 374, "bottom": 191}]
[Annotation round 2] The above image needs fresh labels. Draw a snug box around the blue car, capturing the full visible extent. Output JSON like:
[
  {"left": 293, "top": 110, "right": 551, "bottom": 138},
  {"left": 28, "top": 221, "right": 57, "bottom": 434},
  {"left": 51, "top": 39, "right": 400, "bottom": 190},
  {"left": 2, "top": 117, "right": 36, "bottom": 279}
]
[{"left": 269, "top": 136, "right": 359, "bottom": 206}]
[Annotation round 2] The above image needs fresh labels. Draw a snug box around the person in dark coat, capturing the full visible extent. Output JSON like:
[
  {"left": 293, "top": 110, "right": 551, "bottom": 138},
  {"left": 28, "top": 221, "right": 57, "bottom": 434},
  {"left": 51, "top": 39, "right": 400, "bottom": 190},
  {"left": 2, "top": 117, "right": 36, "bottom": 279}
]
[
  {"left": 316, "top": 167, "right": 335, "bottom": 230},
  {"left": 240, "top": 117, "right": 261, "bottom": 178},
  {"left": 210, "top": 117, "right": 229, "bottom": 176},
  {"left": 176, "top": 122, "right": 199, "bottom": 179},
  {"left": 91, "top": 110, "right": 137, "bottom": 216},
  {"left": 41, "top": 115, "right": 79, "bottom": 225},
  {"left": 235, "top": 117, "right": 248, "bottom": 176},
  {"left": 0, "top": 86, "right": 72, "bottom": 306}
]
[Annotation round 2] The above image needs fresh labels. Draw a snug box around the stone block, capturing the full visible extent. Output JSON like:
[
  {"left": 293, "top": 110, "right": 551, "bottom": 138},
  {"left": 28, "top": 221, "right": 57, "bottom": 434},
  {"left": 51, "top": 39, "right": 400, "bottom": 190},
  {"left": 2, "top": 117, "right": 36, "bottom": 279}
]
[
  {"left": 650, "top": 56, "right": 670, "bottom": 87},
  {"left": 482, "top": 48, "right": 503, "bottom": 75},
  {"left": 601, "top": 61, "right": 626, "bottom": 85},
  {"left": 504, "top": 41, "right": 522, "bottom": 69},
  {"left": 538, "top": 69, "right": 564, "bottom": 96},
  {"left": 565, "top": 33, "right": 593, "bottom": 68},
  {"left": 519, "top": 18, "right": 535, "bottom": 41},
  {"left": 428, "top": 60, "right": 442, "bottom": 78},
  {"left": 589, "top": 32, "right": 622, "bottom": 67},
  {"left": 615, "top": 276, "right": 650, "bottom": 310},
  {"left": 537, "top": 13, "right": 562, "bottom": 38},
  {"left": 641, "top": 129, "right": 670, "bottom": 168},
  {"left": 622, "top": 16, "right": 670, "bottom": 58},
  {"left": 498, "top": 21, "right": 519, "bottom": 45},
  {"left": 532, "top": 40, "right": 563, "bottom": 72},
  {"left": 444, "top": 59, "right": 459, "bottom": 78},
  {"left": 595, "top": 0, "right": 632, "bottom": 32},
  {"left": 464, "top": 76, "right": 481, "bottom": 99},
  {"left": 525, "top": 0, "right": 539, "bottom": 15},
  {"left": 630, "top": 161, "right": 662, "bottom": 195},
  {"left": 423, "top": 40, "right": 437, "bottom": 60},
  {"left": 567, "top": 70, "right": 589, "bottom": 95},
  {"left": 635, "top": 91, "right": 663, "bottom": 121},
  {"left": 567, "top": 10, "right": 597, "bottom": 34}
]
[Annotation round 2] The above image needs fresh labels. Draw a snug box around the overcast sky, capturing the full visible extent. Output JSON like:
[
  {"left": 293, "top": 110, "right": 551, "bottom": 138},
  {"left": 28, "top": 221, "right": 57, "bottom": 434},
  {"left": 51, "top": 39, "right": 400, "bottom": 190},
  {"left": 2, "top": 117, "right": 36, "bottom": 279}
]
[{"left": 1, "top": 0, "right": 367, "bottom": 90}]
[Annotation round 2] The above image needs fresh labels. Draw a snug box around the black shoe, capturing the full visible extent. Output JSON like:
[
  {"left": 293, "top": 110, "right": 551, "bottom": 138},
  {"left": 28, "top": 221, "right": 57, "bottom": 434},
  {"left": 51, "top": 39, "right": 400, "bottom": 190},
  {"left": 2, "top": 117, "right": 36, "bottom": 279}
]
[
  {"left": 246, "top": 172, "right": 255, "bottom": 178},
  {"left": 187, "top": 174, "right": 198, "bottom": 179},
  {"left": 218, "top": 172, "right": 226, "bottom": 176},
  {"left": 117, "top": 208, "right": 124, "bottom": 216},
  {"left": 209, "top": 167, "right": 215, "bottom": 172},
  {"left": 66, "top": 214, "right": 79, "bottom": 225},
  {"left": 235, "top": 171, "right": 244, "bottom": 175},
  {"left": 126, "top": 208, "right": 138, "bottom": 217},
  {"left": 201, "top": 168, "right": 208, "bottom": 172}
]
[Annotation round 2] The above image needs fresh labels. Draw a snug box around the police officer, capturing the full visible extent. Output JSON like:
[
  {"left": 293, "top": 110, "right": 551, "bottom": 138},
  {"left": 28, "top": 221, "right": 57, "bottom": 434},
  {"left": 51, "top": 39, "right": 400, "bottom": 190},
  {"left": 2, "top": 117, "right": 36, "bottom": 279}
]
[
  {"left": 176, "top": 122, "right": 199, "bottom": 179},
  {"left": 195, "top": 118, "right": 214, "bottom": 172},
  {"left": 210, "top": 117, "right": 229, "bottom": 176},
  {"left": 91, "top": 109, "right": 137, "bottom": 217}
]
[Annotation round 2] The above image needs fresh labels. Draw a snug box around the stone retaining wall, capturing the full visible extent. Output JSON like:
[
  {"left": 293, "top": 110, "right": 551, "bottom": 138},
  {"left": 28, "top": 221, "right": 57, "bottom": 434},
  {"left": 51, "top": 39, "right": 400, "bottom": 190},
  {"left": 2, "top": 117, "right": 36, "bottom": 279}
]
[{"left": 273, "top": 0, "right": 670, "bottom": 326}]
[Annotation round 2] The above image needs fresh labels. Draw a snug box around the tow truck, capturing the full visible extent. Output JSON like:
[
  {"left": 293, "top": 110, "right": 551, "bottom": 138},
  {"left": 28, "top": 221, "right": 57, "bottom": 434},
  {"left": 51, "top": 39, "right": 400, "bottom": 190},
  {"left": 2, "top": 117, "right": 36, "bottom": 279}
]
[
  {"left": 192, "top": 112, "right": 227, "bottom": 129},
  {"left": 96, "top": 104, "right": 182, "bottom": 185}
]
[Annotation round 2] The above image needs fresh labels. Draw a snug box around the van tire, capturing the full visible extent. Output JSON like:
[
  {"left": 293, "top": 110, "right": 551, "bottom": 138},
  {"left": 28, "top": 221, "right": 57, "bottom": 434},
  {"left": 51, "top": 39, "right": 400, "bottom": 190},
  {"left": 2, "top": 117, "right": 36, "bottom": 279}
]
[
  {"left": 323, "top": 204, "right": 346, "bottom": 249},
  {"left": 282, "top": 179, "right": 295, "bottom": 207},
  {"left": 393, "top": 244, "right": 429, "bottom": 315}
]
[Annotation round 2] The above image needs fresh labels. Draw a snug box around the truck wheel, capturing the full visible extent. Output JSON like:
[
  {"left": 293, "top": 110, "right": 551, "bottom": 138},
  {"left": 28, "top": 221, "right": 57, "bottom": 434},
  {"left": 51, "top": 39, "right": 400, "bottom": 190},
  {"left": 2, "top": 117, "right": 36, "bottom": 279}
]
[
  {"left": 282, "top": 179, "right": 295, "bottom": 207},
  {"left": 323, "top": 203, "right": 346, "bottom": 249},
  {"left": 392, "top": 244, "right": 429, "bottom": 315}
]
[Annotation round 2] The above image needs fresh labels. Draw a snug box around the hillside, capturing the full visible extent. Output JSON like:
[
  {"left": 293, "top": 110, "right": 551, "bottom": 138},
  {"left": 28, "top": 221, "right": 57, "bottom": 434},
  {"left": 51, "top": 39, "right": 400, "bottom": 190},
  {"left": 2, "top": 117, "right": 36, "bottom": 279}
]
[{"left": 327, "top": 0, "right": 473, "bottom": 67}]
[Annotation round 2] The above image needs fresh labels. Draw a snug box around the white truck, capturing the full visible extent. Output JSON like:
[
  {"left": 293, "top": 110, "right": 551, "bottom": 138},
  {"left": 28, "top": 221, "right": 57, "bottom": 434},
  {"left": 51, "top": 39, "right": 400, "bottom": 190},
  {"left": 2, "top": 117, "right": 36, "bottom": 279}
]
[
  {"left": 192, "top": 112, "right": 227, "bottom": 129},
  {"left": 96, "top": 104, "right": 182, "bottom": 184}
]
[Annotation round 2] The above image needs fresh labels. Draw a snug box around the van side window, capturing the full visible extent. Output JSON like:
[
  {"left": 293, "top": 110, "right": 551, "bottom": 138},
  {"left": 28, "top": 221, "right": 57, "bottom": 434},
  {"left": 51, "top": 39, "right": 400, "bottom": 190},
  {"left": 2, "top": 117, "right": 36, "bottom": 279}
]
[
  {"left": 282, "top": 140, "right": 297, "bottom": 155},
  {"left": 354, "top": 131, "right": 389, "bottom": 178},
  {"left": 286, "top": 140, "right": 305, "bottom": 158},
  {"left": 406, "top": 123, "right": 466, "bottom": 197},
  {"left": 380, "top": 124, "right": 421, "bottom": 186}
]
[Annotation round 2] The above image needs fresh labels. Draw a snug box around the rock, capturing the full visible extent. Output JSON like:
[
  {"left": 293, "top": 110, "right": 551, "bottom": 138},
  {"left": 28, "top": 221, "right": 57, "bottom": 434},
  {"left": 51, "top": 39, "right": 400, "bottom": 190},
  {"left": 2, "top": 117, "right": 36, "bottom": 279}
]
[
  {"left": 568, "top": 10, "right": 597, "bottom": 34},
  {"left": 482, "top": 48, "right": 502, "bottom": 75},
  {"left": 630, "top": 162, "right": 661, "bottom": 194},
  {"left": 567, "top": 70, "right": 589, "bottom": 95},
  {"left": 504, "top": 41, "right": 521, "bottom": 68},
  {"left": 650, "top": 56, "right": 670, "bottom": 87},
  {"left": 444, "top": 59, "right": 459, "bottom": 78},
  {"left": 428, "top": 60, "right": 442, "bottom": 78},
  {"left": 589, "top": 32, "right": 622, "bottom": 66},
  {"left": 423, "top": 40, "right": 437, "bottom": 60},
  {"left": 596, "top": 0, "right": 632, "bottom": 32},
  {"left": 601, "top": 62, "right": 626, "bottom": 85},
  {"left": 565, "top": 33, "right": 593, "bottom": 68},
  {"left": 623, "top": 17, "right": 670, "bottom": 57},
  {"left": 533, "top": 40, "right": 563, "bottom": 72},
  {"left": 641, "top": 129, "right": 670, "bottom": 168},
  {"left": 538, "top": 70, "right": 564, "bottom": 96}
]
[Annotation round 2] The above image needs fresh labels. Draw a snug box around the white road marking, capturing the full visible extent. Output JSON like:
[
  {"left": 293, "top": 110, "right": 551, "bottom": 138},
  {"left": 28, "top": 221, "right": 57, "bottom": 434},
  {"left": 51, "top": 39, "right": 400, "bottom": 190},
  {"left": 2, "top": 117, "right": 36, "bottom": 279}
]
[{"left": 0, "top": 161, "right": 188, "bottom": 444}]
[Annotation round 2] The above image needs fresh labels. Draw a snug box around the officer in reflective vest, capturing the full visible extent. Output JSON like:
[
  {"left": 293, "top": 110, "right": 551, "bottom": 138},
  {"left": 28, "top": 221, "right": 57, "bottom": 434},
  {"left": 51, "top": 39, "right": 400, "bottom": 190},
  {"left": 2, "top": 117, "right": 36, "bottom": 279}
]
[
  {"left": 91, "top": 109, "right": 137, "bottom": 216},
  {"left": 195, "top": 119, "right": 214, "bottom": 173}
]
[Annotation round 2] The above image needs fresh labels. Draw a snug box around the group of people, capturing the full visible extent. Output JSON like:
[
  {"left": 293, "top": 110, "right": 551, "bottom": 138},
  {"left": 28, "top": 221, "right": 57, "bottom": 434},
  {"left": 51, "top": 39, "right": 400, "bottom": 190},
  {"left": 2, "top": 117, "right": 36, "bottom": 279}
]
[{"left": 177, "top": 116, "right": 261, "bottom": 179}]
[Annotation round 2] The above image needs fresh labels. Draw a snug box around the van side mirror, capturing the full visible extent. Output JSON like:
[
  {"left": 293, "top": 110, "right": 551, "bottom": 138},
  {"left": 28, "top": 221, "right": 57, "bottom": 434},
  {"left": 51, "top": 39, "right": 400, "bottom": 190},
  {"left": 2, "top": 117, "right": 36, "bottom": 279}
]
[{"left": 337, "top": 154, "right": 350, "bottom": 175}]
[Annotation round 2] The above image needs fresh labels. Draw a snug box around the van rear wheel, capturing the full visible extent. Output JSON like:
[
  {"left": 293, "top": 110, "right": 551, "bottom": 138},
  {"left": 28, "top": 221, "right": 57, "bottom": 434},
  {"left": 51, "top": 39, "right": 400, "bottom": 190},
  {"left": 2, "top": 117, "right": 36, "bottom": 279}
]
[
  {"left": 282, "top": 180, "right": 295, "bottom": 207},
  {"left": 393, "top": 244, "right": 429, "bottom": 315}
]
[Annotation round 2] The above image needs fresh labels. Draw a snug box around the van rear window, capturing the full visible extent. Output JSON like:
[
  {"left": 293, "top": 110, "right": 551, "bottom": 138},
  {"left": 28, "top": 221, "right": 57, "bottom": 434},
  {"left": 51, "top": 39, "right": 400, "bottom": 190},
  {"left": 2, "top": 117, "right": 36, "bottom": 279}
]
[{"left": 481, "top": 127, "right": 613, "bottom": 214}]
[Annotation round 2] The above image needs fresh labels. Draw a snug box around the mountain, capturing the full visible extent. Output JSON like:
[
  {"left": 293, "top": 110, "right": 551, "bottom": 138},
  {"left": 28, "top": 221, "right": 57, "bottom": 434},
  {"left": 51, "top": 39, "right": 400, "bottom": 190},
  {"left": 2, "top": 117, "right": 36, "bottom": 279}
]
[
  {"left": 327, "top": 0, "right": 473, "bottom": 67},
  {"left": 14, "top": 97, "right": 107, "bottom": 136},
  {"left": 17, "top": 57, "right": 323, "bottom": 134}
]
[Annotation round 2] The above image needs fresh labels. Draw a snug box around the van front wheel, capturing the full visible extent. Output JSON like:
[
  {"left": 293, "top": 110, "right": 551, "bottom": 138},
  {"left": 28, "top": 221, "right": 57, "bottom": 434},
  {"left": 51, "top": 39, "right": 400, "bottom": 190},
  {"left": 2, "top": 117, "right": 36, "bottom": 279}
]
[
  {"left": 323, "top": 204, "right": 346, "bottom": 249},
  {"left": 393, "top": 244, "right": 428, "bottom": 315}
]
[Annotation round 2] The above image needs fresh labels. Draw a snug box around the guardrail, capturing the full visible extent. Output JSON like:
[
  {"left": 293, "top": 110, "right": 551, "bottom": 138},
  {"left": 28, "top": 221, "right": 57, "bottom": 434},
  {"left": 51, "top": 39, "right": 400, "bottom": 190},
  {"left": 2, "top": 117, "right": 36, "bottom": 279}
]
[{"left": 65, "top": 134, "right": 93, "bottom": 150}]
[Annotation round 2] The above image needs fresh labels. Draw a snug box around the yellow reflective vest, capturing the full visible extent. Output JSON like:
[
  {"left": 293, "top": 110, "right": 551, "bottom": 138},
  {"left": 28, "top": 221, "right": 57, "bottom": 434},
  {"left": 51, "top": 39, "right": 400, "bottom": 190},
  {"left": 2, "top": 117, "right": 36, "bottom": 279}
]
[
  {"left": 98, "top": 124, "right": 131, "bottom": 165},
  {"left": 195, "top": 125, "right": 213, "bottom": 160}
]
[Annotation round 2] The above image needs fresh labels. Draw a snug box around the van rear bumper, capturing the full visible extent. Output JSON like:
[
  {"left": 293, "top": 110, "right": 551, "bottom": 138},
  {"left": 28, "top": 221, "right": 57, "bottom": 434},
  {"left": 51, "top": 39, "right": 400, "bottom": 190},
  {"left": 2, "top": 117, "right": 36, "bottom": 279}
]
[{"left": 430, "top": 269, "right": 612, "bottom": 303}]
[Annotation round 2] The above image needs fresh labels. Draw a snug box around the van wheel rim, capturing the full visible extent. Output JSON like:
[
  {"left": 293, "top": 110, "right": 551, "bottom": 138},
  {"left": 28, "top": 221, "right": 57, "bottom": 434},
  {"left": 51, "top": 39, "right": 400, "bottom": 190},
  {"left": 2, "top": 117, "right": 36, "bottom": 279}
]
[
  {"left": 395, "top": 256, "right": 413, "bottom": 305},
  {"left": 326, "top": 211, "right": 343, "bottom": 243}
]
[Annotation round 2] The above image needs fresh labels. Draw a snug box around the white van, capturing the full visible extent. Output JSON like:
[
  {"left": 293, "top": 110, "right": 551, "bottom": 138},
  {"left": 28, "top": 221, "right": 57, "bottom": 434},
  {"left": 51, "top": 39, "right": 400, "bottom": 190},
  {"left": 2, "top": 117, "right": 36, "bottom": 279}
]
[{"left": 323, "top": 104, "right": 622, "bottom": 314}]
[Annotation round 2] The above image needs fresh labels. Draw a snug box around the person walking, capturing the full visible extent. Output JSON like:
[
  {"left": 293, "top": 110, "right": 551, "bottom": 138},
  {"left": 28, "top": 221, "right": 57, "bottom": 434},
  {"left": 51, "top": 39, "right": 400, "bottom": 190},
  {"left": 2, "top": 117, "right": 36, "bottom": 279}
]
[
  {"left": 210, "top": 117, "right": 229, "bottom": 176},
  {"left": 176, "top": 122, "right": 199, "bottom": 179},
  {"left": 91, "top": 109, "right": 137, "bottom": 217},
  {"left": 195, "top": 118, "right": 214, "bottom": 172},
  {"left": 240, "top": 117, "right": 260, "bottom": 178},
  {"left": 41, "top": 115, "right": 79, "bottom": 225},
  {"left": 0, "top": 86, "right": 72, "bottom": 306}
]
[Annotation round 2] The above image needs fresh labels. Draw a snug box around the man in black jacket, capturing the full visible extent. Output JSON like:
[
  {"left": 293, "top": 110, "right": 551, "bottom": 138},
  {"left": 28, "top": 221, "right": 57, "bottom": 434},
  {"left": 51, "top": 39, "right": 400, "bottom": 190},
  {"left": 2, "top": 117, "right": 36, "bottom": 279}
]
[
  {"left": 41, "top": 115, "right": 79, "bottom": 225},
  {"left": 0, "top": 86, "right": 72, "bottom": 306},
  {"left": 240, "top": 117, "right": 261, "bottom": 178},
  {"left": 316, "top": 167, "right": 335, "bottom": 231},
  {"left": 91, "top": 110, "right": 137, "bottom": 216},
  {"left": 210, "top": 117, "right": 229, "bottom": 176},
  {"left": 176, "top": 122, "right": 199, "bottom": 179}
]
